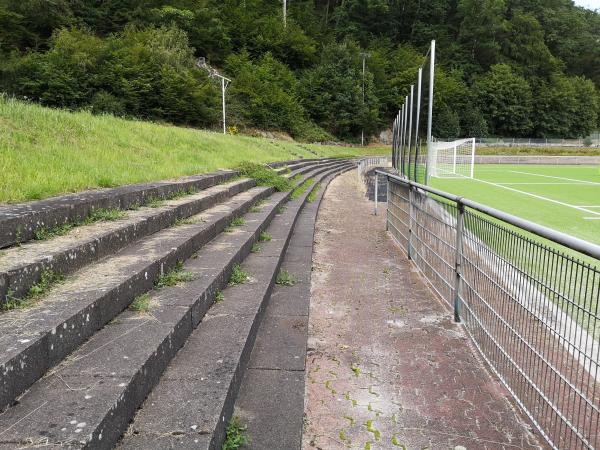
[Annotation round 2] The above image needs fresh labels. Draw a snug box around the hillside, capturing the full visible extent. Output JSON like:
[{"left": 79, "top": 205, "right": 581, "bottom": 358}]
[
  {"left": 0, "top": 0, "right": 599, "bottom": 141},
  {"left": 0, "top": 97, "right": 381, "bottom": 203}
]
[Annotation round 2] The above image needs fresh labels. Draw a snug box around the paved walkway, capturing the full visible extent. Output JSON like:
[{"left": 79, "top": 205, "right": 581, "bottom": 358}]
[{"left": 303, "top": 171, "right": 544, "bottom": 450}]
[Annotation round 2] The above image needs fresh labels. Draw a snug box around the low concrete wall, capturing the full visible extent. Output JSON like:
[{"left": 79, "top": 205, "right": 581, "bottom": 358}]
[{"left": 475, "top": 155, "right": 600, "bottom": 165}]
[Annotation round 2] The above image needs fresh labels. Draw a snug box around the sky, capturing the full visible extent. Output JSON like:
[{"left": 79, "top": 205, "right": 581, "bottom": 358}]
[{"left": 573, "top": 0, "right": 600, "bottom": 10}]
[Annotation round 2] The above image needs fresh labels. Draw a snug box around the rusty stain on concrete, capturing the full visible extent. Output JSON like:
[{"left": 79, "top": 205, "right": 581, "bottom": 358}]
[{"left": 303, "top": 171, "right": 544, "bottom": 450}]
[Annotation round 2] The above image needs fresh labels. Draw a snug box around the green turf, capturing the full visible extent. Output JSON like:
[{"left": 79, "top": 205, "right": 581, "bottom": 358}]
[
  {"left": 430, "top": 164, "right": 600, "bottom": 246},
  {"left": 0, "top": 97, "right": 385, "bottom": 204}
]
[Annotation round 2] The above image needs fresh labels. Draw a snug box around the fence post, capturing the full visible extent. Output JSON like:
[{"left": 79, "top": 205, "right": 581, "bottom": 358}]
[
  {"left": 407, "top": 184, "right": 413, "bottom": 259},
  {"left": 374, "top": 171, "right": 378, "bottom": 215},
  {"left": 386, "top": 177, "right": 389, "bottom": 231},
  {"left": 453, "top": 200, "right": 465, "bottom": 322}
]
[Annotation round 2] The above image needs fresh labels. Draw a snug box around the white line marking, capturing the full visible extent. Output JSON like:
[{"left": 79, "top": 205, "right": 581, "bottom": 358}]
[
  {"left": 470, "top": 178, "right": 600, "bottom": 217},
  {"left": 509, "top": 170, "right": 600, "bottom": 186},
  {"left": 497, "top": 182, "right": 591, "bottom": 186},
  {"left": 584, "top": 217, "right": 600, "bottom": 220}
]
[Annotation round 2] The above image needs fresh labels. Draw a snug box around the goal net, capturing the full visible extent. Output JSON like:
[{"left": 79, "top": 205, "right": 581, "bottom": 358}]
[{"left": 428, "top": 138, "right": 476, "bottom": 178}]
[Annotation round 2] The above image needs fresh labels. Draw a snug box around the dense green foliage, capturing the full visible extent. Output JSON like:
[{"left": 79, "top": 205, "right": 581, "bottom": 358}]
[{"left": 1, "top": 0, "right": 599, "bottom": 139}]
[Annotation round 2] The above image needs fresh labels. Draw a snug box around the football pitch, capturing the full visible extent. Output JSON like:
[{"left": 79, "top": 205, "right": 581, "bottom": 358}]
[{"left": 430, "top": 164, "right": 600, "bottom": 246}]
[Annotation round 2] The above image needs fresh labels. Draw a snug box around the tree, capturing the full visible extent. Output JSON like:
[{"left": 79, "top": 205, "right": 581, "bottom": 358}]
[
  {"left": 473, "top": 64, "right": 533, "bottom": 136},
  {"left": 299, "top": 41, "right": 379, "bottom": 140}
]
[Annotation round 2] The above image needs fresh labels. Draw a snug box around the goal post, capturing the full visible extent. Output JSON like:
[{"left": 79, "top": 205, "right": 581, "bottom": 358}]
[{"left": 428, "top": 138, "right": 476, "bottom": 179}]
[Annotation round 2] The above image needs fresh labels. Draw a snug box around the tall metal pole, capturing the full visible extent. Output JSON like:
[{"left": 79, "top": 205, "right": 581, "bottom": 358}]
[
  {"left": 221, "top": 77, "right": 226, "bottom": 134},
  {"left": 415, "top": 68, "right": 422, "bottom": 161},
  {"left": 407, "top": 85, "right": 414, "bottom": 167},
  {"left": 283, "top": 0, "right": 287, "bottom": 27},
  {"left": 361, "top": 53, "right": 367, "bottom": 146},
  {"left": 426, "top": 40, "right": 435, "bottom": 182}
]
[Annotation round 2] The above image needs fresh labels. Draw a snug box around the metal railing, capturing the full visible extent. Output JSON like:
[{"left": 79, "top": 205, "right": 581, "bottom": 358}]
[
  {"left": 357, "top": 156, "right": 388, "bottom": 181},
  {"left": 378, "top": 170, "right": 600, "bottom": 450}
]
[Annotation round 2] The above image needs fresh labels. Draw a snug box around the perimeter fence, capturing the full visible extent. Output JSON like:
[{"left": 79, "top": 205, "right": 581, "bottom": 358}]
[{"left": 379, "top": 170, "right": 600, "bottom": 450}]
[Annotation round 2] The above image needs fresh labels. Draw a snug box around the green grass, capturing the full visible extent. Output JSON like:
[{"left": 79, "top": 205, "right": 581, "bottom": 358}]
[
  {"left": 249, "top": 200, "right": 265, "bottom": 213},
  {"left": 258, "top": 231, "right": 272, "bottom": 242},
  {"left": 290, "top": 178, "right": 314, "bottom": 200},
  {"left": 430, "top": 164, "right": 600, "bottom": 245},
  {"left": 228, "top": 264, "right": 249, "bottom": 285},
  {"left": 129, "top": 293, "right": 151, "bottom": 312},
  {"left": 215, "top": 290, "right": 224, "bottom": 303},
  {"left": 250, "top": 242, "right": 261, "bottom": 253},
  {"left": 1, "top": 269, "right": 64, "bottom": 311},
  {"left": 221, "top": 417, "right": 248, "bottom": 450},
  {"left": 154, "top": 261, "right": 193, "bottom": 288},
  {"left": 237, "top": 162, "right": 293, "bottom": 192},
  {"left": 224, "top": 217, "right": 246, "bottom": 232},
  {"left": 307, "top": 182, "right": 321, "bottom": 202},
  {"left": 32, "top": 207, "right": 126, "bottom": 241},
  {"left": 0, "top": 97, "right": 376, "bottom": 204},
  {"left": 276, "top": 269, "right": 297, "bottom": 286}
]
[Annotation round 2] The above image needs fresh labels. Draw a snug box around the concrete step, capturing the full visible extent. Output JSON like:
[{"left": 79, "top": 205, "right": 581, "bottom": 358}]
[
  {"left": 233, "top": 166, "right": 333, "bottom": 450},
  {"left": 116, "top": 163, "right": 354, "bottom": 450},
  {"left": 0, "top": 162, "right": 355, "bottom": 450},
  {"left": 0, "top": 161, "right": 348, "bottom": 413},
  {"left": 0, "top": 157, "right": 337, "bottom": 249},
  {"left": 0, "top": 159, "right": 338, "bottom": 304}
]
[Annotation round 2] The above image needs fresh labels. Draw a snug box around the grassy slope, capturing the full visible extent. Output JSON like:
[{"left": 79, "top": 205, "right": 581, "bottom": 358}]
[{"left": 0, "top": 97, "right": 387, "bottom": 204}]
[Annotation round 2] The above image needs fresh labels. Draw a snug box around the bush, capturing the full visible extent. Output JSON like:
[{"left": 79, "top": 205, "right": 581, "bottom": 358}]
[{"left": 3, "top": 25, "right": 219, "bottom": 126}]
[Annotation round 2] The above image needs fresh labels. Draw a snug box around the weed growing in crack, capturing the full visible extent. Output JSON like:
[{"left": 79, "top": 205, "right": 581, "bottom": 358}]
[
  {"left": 249, "top": 200, "right": 265, "bottom": 213},
  {"left": 251, "top": 242, "right": 261, "bottom": 253},
  {"left": 222, "top": 416, "right": 248, "bottom": 450},
  {"left": 276, "top": 269, "right": 297, "bottom": 286},
  {"left": 154, "top": 261, "right": 193, "bottom": 288},
  {"left": 130, "top": 293, "right": 151, "bottom": 312},
  {"left": 258, "top": 231, "right": 272, "bottom": 242},
  {"left": 215, "top": 290, "right": 224, "bottom": 303},
  {"left": 0, "top": 269, "right": 64, "bottom": 311},
  {"left": 229, "top": 264, "right": 249, "bottom": 285},
  {"left": 225, "top": 217, "right": 245, "bottom": 232}
]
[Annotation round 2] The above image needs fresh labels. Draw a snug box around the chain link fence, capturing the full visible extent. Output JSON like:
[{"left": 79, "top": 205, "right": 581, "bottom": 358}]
[{"left": 381, "top": 170, "right": 600, "bottom": 450}]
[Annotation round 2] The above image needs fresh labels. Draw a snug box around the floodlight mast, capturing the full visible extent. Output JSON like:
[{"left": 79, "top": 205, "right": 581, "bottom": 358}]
[{"left": 196, "top": 58, "right": 231, "bottom": 134}]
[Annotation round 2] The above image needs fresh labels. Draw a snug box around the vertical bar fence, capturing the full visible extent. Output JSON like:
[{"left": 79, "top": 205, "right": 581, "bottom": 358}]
[{"left": 380, "top": 170, "right": 600, "bottom": 450}]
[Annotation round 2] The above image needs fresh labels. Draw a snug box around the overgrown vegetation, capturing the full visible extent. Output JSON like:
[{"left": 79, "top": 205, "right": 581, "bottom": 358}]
[
  {"left": 276, "top": 269, "right": 297, "bottom": 286},
  {"left": 228, "top": 264, "right": 249, "bottom": 285},
  {"left": 130, "top": 293, "right": 151, "bottom": 312},
  {"left": 224, "top": 217, "right": 246, "bottom": 232},
  {"left": 33, "top": 208, "right": 125, "bottom": 241},
  {"left": 1, "top": 0, "right": 599, "bottom": 140},
  {"left": 290, "top": 178, "right": 314, "bottom": 200},
  {"left": 307, "top": 183, "right": 321, "bottom": 202},
  {"left": 222, "top": 417, "right": 248, "bottom": 450},
  {"left": 237, "top": 162, "right": 293, "bottom": 192},
  {"left": 1, "top": 269, "right": 64, "bottom": 311},
  {"left": 258, "top": 231, "right": 272, "bottom": 242},
  {"left": 154, "top": 261, "right": 193, "bottom": 288}
]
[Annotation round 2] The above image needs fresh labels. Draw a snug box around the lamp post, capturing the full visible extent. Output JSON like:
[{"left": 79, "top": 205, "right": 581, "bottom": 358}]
[
  {"left": 196, "top": 57, "right": 231, "bottom": 135},
  {"left": 360, "top": 52, "right": 370, "bottom": 147}
]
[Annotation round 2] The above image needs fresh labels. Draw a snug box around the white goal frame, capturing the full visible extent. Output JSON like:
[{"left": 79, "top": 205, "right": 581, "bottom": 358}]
[{"left": 428, "top": 138, "right": 476, "bottom": 179}]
